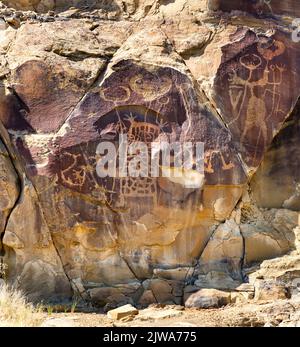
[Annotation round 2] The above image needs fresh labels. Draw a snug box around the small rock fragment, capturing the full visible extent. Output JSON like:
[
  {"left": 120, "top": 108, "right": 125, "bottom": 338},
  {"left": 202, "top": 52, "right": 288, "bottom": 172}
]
[{"left": 107, "top": 304, "right": 138, "bottom": 320}]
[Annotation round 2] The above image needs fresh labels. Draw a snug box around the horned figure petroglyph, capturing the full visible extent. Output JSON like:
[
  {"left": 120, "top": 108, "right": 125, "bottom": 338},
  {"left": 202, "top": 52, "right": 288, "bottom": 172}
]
[
  {"left": 228, "top": 41, "right": 286, "bottom": 152},
  {"left": 125, "top": 113, "right": 162, "bottom": 144}
]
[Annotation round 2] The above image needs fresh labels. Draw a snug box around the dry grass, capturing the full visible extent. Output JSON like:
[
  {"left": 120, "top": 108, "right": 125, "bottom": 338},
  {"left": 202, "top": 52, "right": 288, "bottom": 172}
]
[{"left": 0, "top": 283, "right": 43, "bottom": 327}]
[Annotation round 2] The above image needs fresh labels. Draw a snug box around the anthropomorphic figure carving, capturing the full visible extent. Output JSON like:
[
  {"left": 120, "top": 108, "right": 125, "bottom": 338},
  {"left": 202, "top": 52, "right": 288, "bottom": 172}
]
[{"left": 228, "top": 48, "right": 286, "bottom": 153}]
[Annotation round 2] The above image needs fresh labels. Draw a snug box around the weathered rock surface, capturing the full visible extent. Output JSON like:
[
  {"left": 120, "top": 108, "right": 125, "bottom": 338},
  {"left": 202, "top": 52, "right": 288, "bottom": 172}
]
[
  {"left": 241, "top": 223, "right": 292, "bottom": 266},
  {"left": 253, "top": 279, "right": 289, "bottom": 301},
  {"left": 0, "top": 138, "right": 19, "bottom": 254},
  {"left": 0, "top": 0, "right": 300, "bottom": 307},
  {"left": 251, "top": 101, "right": 300, "bottom": 210},
  {"left": 196, "top": 220, "right": 243, "bottom": 285},
  {"left": 248, "top": 253, "right": 300, "bottom": 288},
  {"left": 185, "top": 288, "right": 231, "bottom": 308},
  {"left": 216, "top": 0, "right": 300, "bottom": 17},
  {"left": 107, "top": 304, "right": 138, "bottom": 320},
  {"left": 138, "top": 306, "right": 183, "bottom": 321},
  {"left": 41, "top": 316, "right": 79, "bottom": 327},
  {"left": 3, "top": 182, "right": 72, "bottom": 301}
]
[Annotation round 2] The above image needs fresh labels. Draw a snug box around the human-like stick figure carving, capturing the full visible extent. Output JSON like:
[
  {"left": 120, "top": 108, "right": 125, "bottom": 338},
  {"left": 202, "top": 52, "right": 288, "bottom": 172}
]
[
  {"left": 257, "top": 40, "right": 286, "bottom": 118},
  {"left": 228, "top": 49, "right": 286, "bottom": 150}
]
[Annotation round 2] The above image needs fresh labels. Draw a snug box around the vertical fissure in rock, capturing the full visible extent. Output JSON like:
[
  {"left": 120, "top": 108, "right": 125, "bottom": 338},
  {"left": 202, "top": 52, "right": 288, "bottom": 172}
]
[
  {"left": 239, "top": 227, "right": 246, "bottom": 281},
  {"left": 28, "top": 182, "right": 81, "bottom": 299},
  {"left": 0, "top": 132, "right": 22, "bottom": 259}
]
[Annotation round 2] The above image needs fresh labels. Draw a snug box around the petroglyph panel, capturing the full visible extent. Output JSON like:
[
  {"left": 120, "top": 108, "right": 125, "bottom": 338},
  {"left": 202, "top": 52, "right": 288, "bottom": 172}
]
[
  {"left": 7, "top": 61, "right": 247, "bottom": 280},
  {"left": 217, "top": 0, "right": 300, "bottom": 17},
  {"left": 214, "top": 30, "right": 300, "bottom": 168},
  {"left": 2, "top": 9, "right": 300, "bottom": 300},
  {"left": 52, "top": 60, "right": 246, "bottom": 189}
]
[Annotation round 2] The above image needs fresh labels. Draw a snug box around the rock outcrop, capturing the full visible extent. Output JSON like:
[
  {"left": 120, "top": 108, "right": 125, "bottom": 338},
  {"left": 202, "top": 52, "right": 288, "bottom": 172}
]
[{"left": 0, "top": 0, "right": 300, "bottom": 306}]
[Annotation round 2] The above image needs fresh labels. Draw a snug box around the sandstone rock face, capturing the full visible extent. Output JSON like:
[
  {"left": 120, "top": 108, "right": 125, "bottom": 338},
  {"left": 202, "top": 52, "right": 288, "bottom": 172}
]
[
  {"left": 0, "top": 138, "right": 19, "bottom": 254},
  {"left": 2, "top": 0, "right": 120, "bottom": 13},
  {"left": 216, "top": 0, "right": 300, "bottom": 17},
  {"left": 194, "top": 27, "right": 300, "bottom": 170},
  {"left": 197, "top": 220, "right": 244, "bottom": 283},
  {"left": 0, "top": 1, "right": 300, "bottom": 305},
  {"left": 3, "top": 182, "right": 72, "bottom": 301},
  {"left": 251, "top": 101, "right": 300, "bottom": 210},
  {"left": 185, "top": 288, "right": 231, "bottom": 308}
]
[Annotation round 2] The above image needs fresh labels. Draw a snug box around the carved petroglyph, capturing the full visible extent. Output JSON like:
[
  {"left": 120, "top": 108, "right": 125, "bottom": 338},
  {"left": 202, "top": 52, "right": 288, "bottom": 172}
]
[
  {"left": 120, "top": 177, "right": 157, "bottom": 201},
  {"left": 257, "top": 40, "right": 285, "bottom": 61},
  {"left": 99, "top": 72, "right": 173, "bottom": 107},
  {"left": 53, "top": 64, "right": 239, "bottom": 200},
  {"left": 59, "top": 150, "right": 98, "bottom": 191},
  {"left": 99, "top": 86, "right": 131, "bottom": 103},
  {"left": 129, "top": 74, "right": 172, "bottom": 102},
  {"left": 228, "top": 43, "right": 286, "bottom": 152},
  {"left": 255, "top": 0, "right": 273, "bottom": 15},
  {"left": 60, "top": 152, "right": 88, "bottom": 188},
  {"left": 58, "top": 68, "right": 177, "bottom": 197},
  {"left": 116, "top": 113, "right": 163, "bottom": 205},
  {"left": 204, "top": 150, "right": 235, "bottom": 174},
  {"left": 263, "top": 0, "right": 273, "bottom": 13}
]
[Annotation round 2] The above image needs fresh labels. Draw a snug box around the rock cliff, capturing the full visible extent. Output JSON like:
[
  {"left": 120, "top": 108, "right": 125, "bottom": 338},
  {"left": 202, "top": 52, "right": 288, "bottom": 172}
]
[{"left": 0, "top": 0, "right": 300, "bottom": 308}]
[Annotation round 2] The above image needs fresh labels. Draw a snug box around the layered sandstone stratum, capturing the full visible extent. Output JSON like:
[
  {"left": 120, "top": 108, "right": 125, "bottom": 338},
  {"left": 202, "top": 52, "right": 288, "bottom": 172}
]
[{"left": 0, "top": 0, "right": 300, "bottom": 313}]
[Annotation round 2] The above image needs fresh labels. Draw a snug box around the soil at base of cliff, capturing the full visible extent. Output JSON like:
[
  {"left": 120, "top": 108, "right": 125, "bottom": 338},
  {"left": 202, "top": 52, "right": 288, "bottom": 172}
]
[{"left": 39, "top": 297, "right": 300, "bottom": 327}]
